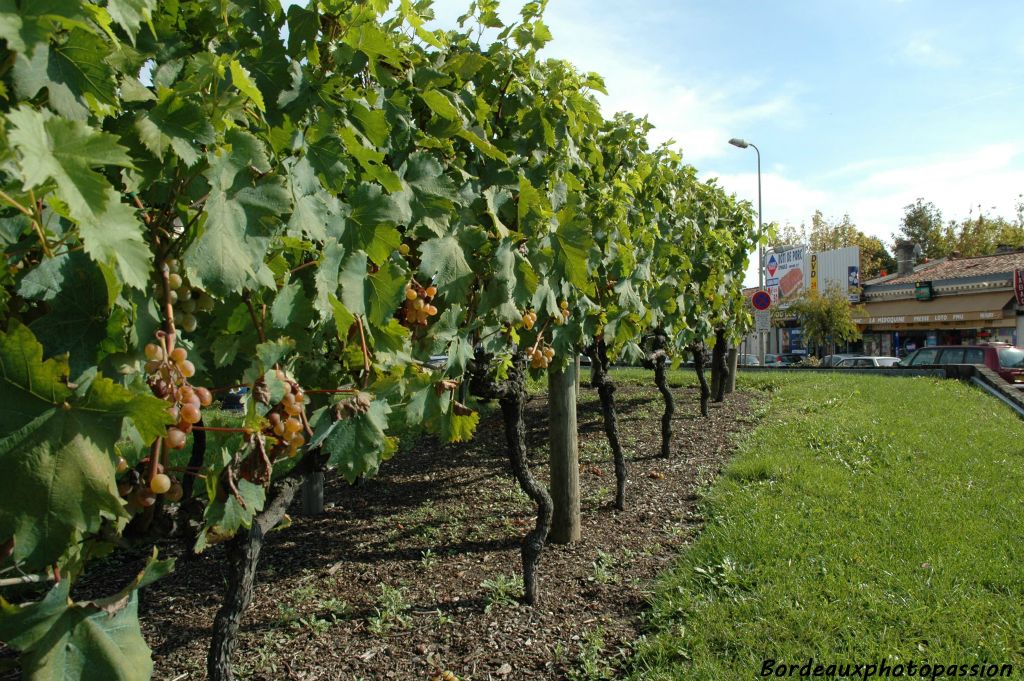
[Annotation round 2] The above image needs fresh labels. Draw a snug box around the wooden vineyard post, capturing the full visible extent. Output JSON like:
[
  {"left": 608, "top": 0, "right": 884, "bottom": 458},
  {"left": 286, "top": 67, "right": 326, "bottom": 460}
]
[
  {"left": 548, "top": 360, "right": 580, "bottom": 544},
  {"left": 726, "top": 347, "right": 739, "bottom": 394},
  {"left": 299, "top": 472, "right": 324, "bottom": 516}
]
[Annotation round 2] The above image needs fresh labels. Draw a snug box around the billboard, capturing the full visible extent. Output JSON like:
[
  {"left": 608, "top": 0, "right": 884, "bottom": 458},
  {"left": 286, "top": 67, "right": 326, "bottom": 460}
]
[{"left": 765, "top": 245, "right": 807, "bottom": 304}]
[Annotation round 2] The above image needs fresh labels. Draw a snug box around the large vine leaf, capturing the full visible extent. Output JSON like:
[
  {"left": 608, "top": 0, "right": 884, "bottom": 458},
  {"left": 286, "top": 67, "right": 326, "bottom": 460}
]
[
  {"left": 319, "top": 399, "right": 394, "bottom": 483},
  {"left": 0, "top": 550, "right": 173, "bottom": 681},
  {"left": 6, "top": 107, "right": 133, "bottom": 222},
  {"left": 0, "top": 323, "right": 170, "bottom": 570}
]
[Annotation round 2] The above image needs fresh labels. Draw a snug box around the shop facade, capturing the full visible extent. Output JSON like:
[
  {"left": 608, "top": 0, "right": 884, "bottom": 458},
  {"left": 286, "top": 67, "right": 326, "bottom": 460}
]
[{"left": 856, "top": 250, "right": 1024, "bottom": 356}]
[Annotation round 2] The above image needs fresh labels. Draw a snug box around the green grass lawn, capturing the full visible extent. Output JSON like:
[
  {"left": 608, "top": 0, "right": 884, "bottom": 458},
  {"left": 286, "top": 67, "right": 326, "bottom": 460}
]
[{"left": 630, "top": 372, "right": 1024, "bottom": 680}]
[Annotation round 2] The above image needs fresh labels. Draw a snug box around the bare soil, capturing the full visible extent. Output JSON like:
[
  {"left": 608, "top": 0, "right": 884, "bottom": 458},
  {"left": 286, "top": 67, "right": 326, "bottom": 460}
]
[{"left": 3, "top": 380, "right": 757, "bottom": 681}]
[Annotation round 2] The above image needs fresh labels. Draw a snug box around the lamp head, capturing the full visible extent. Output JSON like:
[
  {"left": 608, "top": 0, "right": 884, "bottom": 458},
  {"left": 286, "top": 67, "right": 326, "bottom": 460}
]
[{"left": 729, "top": 138, "right": 749, "bottom": 149}]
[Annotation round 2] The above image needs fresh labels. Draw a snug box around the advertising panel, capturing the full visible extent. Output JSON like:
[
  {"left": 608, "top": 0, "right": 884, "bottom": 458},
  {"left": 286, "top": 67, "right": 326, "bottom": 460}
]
[{"left": 764, "top": 245, "right": 807, "bottom": 304}]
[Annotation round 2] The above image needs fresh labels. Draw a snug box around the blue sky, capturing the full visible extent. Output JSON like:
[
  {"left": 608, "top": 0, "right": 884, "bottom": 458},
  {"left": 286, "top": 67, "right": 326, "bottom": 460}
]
[{"left": 424, "top": 0, "right": 1024, "bottom": 281}]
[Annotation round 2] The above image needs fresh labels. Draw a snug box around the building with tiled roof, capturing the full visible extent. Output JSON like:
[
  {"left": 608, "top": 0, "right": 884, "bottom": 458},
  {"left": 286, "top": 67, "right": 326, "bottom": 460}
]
[{"left": 855, "top": 244, "right": 1024, "bottom": 356}]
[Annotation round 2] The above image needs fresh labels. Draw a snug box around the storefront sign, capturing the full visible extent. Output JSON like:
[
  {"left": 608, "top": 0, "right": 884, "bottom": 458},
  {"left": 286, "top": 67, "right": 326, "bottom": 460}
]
[
  {"left": 1015, "top": 269, "right": 1024, "bottom": 306},
  {"left": 915, "top": 281, "right": 933, "bottom": 301},
  {"left": 810, "top": 253, "right": 818, "bottom": 292},
  {"left": 857, "top": 309, "right": 1005, "bottom": 325}
]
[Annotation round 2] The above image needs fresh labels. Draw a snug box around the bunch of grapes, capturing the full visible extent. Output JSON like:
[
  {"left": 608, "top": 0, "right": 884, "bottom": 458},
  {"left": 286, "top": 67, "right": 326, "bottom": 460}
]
[
  {"left": 262, "top": 372, "right": 307, "bottom": 457},
  {"left": 521, "top": 309, "right": 538, "bottom": 330},
  {"left": 529, "top": 342, "right": 555, "bottom": 369},
  {"left": 160, "top": 259, "right": 214, "bottom": 334},
  {"left": 553, "top": 300, "right": 570, "bottom": 326},
  {"left": 402, "top": 282, "right": 439, "bottom": 327},
  {"left": 134, "top": 339, "right": 212, "bottom": 503}
]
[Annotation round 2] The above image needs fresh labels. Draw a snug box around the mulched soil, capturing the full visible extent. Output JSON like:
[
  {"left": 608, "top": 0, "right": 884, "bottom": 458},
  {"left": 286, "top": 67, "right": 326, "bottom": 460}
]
[{"left": 3, "top": 381, "right": 756, "bottom": 681}]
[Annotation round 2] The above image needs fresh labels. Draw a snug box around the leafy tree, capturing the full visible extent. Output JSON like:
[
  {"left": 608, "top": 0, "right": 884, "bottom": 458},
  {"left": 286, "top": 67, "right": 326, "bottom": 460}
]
[
  {"left": 895, "top": 199, "right": 949, "bottom": 259},
  {"left": 945, "top": 206, "right": 1024, "bottom": 257},
  {"left": 785, "top": 286, "right": 863, "bottom": 355}
]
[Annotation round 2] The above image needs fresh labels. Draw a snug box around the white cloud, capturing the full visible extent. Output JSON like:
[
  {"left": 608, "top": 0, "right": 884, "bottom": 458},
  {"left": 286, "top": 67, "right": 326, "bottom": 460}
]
[{"left": 902, "top": 35, "right": 959, "bottom": 67}]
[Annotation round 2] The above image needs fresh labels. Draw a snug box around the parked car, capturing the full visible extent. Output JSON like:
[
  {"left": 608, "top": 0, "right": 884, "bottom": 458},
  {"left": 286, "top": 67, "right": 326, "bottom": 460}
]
[
  {"left": 899, "top": 344, "right": 1024, "bottom": 387},
  {"left": 738, "top": 353, "right": 760, "bottom": 366},
  {"left": 762, "top": 353, "right": 804, "bottom": 367},
  {"left": 835, "top": 356, "right": 901, "bottom": 368},
  {"left": 821, "top": 353, "right": 861, "bottom": 368}
]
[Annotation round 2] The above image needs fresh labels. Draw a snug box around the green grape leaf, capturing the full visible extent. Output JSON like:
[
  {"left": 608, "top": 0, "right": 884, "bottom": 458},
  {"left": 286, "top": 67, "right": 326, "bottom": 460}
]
[
  {"left": 13, "top": 29, "right": 117, "bottom": 120},
  {"left": 106, "top": 0, "right": 156, "bottom": 44},
  {"left": 0, "top": 323, "right": 174, "bottom": 570},
  {"left": 314, "top": 240, "right": 346, "bottom": 317},
  {"left": 344, "top": 182, "right": 409, "bottom": 265},
  {"left": 553, "top": 205, "right": 594, "bottom": 293},
  {"left": 367, "top": 261, "right": 407, "bottom": 329},
  {"left": 0, "top": 553, "right": 172, "bottom": 681},
  {"left": 456, "top": 128, "right": 507, "bottom": 162},
  {"left": 77, "top": 189, "right": 151, "bottom": 291},
  {"left": 321, "top": 399, "right": 392, "bottom": 483},
  {"left": 230, "top": 59, "right": 266, "bottom": 112},
  {"left": 135, "top": 90, "right": 216, "bottom": 167},
  {"left": 421, "top": 90, "right": 461, "bottom": 122},
  {"left": 183, "top": 181, "right": 289, "bottom": 296},
  {"left": 7, "top": 107, "right": 133, "bottom": 222},
  {"left": 197, "top": 479, "right": 266, "bottom": 551},
  {"left": 418, "top": 236, "right": 473, "bottom": 300},
  {"left": 27, "top": 255, "right": 112, "bottom": 379}
]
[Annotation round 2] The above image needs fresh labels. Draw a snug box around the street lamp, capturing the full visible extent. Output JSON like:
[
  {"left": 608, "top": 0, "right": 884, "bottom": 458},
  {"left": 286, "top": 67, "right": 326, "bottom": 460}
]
[{"left": 729, "top": 137, "right": 764, "bottom": 362}]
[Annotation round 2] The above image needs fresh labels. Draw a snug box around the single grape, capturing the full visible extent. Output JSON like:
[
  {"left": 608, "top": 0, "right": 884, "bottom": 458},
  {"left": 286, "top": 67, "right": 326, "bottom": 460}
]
[
  {"left": 150, "top": 473, "right": 172, "bottom": 495},
  {"left": 180, "top": 403, "right": 201, "bottom": 424},
  {"left": 145, "top": 360, "right": 161, "bottom": 375},
  {"left": 413, "top": 298, "right": 425, "bottom": 310},
  {"left": 166, "top": 258, "right": 179, "bottom": 273},
  {"left": 426, "top": 304, "right": 437, "bottom": 316},
  {"left": 168, "top": 289, "right": 178, "bottom": 305},
  {"left": 116, "top": 456, "right": 128, "bottom": 473},
  {"left": 273, "top": 421, "right": 286, "bottom": 437},
  {"left": 168, "top": 273, "right": 183, "bottom": 289},
  {"left": 178, "top": 359, "right": 196, "bottom": 378},
  {"left": 179, "top": 298, "right": 197, "bottom": 313},
  {"left": 405, "top": 288, "right": 418, "bottom": 301},
  {"left": 165, "top": 482, "right": 184, "bottom": 503},
  {"left": 196, "top": 295, "right": 215, "bottom": 312},
  {"left": 284, "top": 401, "right": 301, "bottom": 416},
  {"left": 170, "top": 347, "right": 188, "bottom": 363},
  {"left": 144, "top": 343, "right": 163, "bottom": 361},
  {"left": 177, "top": 386, "right": 195, "bottom": 403},
  {"left": 166, "top": 405, "right": 179, "bottom": 421},
  {"left": 165, "top": 428, "right": 187, "bottom": 450},
  {"left": 180, "top": 314, "right": 198, "bottom": 333},
  {"left": 176, "top": 286, "right": 192, "bottom": 301},
  {"left": 291, "top": 434, "right": 305, "bottom": 448},
  {"left": 285, "top": 418, "right": 302, "bottom": 433},
  {"left": 425, "top": 286, "right": 437, "bottom": 298},
  {"left": 399, "top": 243, "right": 410, "bottom": 256},
  {"left": 195, "top": 387, "right": 213, "bottom": 407}
]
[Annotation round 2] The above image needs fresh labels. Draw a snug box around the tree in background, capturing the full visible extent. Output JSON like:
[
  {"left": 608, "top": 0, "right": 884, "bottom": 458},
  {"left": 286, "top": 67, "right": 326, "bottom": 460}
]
[
  {"left": 786, "top": 286, "right": 863, "bottom": 355},
  {"left": 944, "top": 205, "right": 1024, "bottom": 257},
  {"left": 771, "top": 211, "right": 895, "bottom": 279},
  {"left": 895, "top": 199, "right": 948, "bottom": 258}
]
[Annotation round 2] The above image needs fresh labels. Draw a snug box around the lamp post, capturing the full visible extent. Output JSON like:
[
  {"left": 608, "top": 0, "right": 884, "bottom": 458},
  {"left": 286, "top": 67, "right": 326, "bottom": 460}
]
[{"left": 728, "top": 137, "right": 764, "bottom": 362}]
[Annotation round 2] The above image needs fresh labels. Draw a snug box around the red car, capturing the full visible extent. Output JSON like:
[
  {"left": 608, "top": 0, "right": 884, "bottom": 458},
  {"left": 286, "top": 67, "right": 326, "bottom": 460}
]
[{"left": 899, "top": 343, "right": 1024, "bottom": 387}]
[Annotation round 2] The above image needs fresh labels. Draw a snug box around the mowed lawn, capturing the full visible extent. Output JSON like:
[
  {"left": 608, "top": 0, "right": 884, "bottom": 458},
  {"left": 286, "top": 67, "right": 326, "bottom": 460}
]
[{"left": 630, "top": 372, "right": 1024, "bottom": 679}]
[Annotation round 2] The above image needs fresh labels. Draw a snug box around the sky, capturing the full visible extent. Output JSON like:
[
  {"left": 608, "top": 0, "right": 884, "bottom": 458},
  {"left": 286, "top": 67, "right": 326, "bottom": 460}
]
[{"left": 422, "top": 0, "right": 1024, "bottom": 284}]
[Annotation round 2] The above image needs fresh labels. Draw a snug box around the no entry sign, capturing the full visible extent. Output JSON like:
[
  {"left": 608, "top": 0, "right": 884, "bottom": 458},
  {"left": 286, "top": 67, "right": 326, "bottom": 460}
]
[{"left": 751, "top": 290, "right": 772, "bottom": 311}]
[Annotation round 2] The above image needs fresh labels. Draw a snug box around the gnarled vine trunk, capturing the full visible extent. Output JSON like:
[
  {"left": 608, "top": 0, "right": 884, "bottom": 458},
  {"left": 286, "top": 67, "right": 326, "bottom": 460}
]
[
  {"left": 589, "top": 338, "right": 627, "bottom": 510},
  {"left": 207, "top": 452, "right": 323, "bottom": 681},
  {"left": 470, "top": 350, "right": 553, "bottom": 605},
  {"left": 651, "top": 330, "right": 673, "bottom": 459},
  {"left": 712, "top": 327, "right": 729, "bottom": 403},
  {"left": 692, "top": 344, "right": 711, "bottom": 418}
]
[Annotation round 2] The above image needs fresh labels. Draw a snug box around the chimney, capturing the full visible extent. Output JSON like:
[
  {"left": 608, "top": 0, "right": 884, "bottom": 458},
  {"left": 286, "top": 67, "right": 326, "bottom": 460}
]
[{"left": 894, "top": 240, "right": 920, "bottom": 276}]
